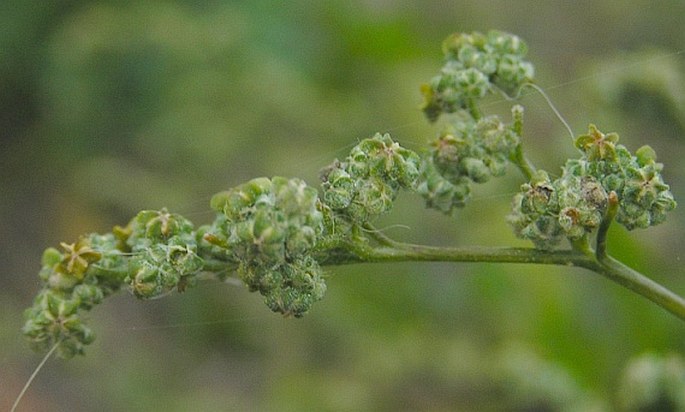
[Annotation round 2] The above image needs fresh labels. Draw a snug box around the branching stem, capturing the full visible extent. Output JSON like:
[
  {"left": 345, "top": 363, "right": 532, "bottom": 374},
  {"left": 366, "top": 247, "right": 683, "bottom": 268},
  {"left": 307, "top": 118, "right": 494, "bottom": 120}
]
[{"left": 317, "top": 239, "right": 685, "bottom": 321}]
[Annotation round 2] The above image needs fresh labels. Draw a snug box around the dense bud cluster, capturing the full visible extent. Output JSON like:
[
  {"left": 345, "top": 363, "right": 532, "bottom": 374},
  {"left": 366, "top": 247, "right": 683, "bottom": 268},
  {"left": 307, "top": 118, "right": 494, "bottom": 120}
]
[
  {"left": 205, "top": 177, "right": 326, "bottom": 317},
  {"left": 117, "top": 209, "right": 204, "bottom": 298},
  {"left": 509, "top": 125, "right": 676, "bottom": 249},
  {"left": 22, "top": 234, "right": 127, "bottom": 358},
  {"left": 22, "top": 209, "right": 204, "bottom": 358},
  {"left": 569, "top": 125, "right": 676, "bottom": 230},
  {"left": 507, "top": 171, "right": 608, "bottom": 249},
  {"left": 417, "top": 107, "right": 523, "bottom": 214},
  {"left": 421, "top": 30, "right": 534, "bottom": 121},
  {"left": 321, "top": 133, "right": 420, "bottom": 223}
]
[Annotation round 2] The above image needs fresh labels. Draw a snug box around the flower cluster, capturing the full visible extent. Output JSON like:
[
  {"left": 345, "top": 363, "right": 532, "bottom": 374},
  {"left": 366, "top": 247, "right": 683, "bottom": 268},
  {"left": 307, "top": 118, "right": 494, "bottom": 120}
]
[
  {"left": 416, "top": 32, "right": 529, "bottom": 215},
  {"left": 204, "top": 177, "right": 326, "bottom": 317},
  {"left": 22, "top": 233, "right": 127, "bottom": 358},
  {"left": 569, "top": 125, "right": 676, "bottom": 230},
  {"left": 320, "top": 133, "right": 420, "bottom": 224},
  {"left": 421, "top": 30, "right": 534, "bottom": 122},
  {"left": 507, "top": 170, "right": 608, "bottom": 249},
  {"left": 509, "top": 125, "right": 676, "bottom": 249},
  {"left": 116, "top": 209, "right": 204, "bottom": 298},
  {"left": 22, "top": 209, "right": 204, "bottom": 358},
  {"left": 417, "top": 109, "right": 522, "bottom": 214}
]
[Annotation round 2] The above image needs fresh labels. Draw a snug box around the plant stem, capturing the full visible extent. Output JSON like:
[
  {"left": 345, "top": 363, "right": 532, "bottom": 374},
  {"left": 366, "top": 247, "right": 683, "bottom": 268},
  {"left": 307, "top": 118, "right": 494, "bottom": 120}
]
[
  {"left": 466, "top": 98, "right": 481, "bottom": 120},
  {"left": 596, "top": 191, "right": 619, "bottom": 259},
  {"left": 596, "top": 254, "right": 685, "bottom": 320},
  {"left": 511, "top": 144, "right": 536, "bottom": 181},
  {"left": 318, "top": 240, "right": 685, "bottom": 321}
]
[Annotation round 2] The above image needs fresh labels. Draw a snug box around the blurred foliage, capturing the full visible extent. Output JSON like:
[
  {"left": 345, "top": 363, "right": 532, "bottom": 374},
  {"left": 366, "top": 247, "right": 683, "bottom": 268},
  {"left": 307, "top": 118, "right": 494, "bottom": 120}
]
[{"left": 1, "top": 1, "right": 684, "bottom": 410}]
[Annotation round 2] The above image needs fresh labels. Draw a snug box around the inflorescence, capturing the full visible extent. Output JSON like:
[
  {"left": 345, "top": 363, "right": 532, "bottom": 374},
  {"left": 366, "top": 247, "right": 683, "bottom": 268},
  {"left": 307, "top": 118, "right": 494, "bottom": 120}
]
[{"left": 22, "top": 30, "right": 677, "bottom": 358}]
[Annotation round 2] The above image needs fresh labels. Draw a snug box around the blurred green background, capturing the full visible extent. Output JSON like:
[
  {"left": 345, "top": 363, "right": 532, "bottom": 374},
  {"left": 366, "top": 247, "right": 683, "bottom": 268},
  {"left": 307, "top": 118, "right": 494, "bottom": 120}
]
[{"left": 2, "top": 1, "right": 684, "bottom": 410}]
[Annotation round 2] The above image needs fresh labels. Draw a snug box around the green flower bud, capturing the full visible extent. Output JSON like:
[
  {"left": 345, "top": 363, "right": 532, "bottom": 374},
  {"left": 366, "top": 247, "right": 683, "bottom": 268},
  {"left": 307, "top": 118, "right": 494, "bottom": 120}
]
[
  {"left": 457, "top": 44, "right": 498, "bottom": 74},
  {"left": 425, "top": 113, "right": 519, "bottom": 198},
  {"left": 72, "top": 284, "right": 104, "bottom": 309},
  {"left": 41, "top": 247, "right": 63, "bottom": 267},
  {"left": 579, "top": 176, "right": 609, "bottom": 210},
  {"left": 457, "top": 68, "right": 490, "bottom": 99},
  {"left": 618, "top": 162, "right": 676, "bottom": 230},
  {"left": 128, "top": 259, "right": 167, "bottom": 298},
  {"left": 635, "top": 145, "right": 657, "bottom": 166},
  {"left": 321, "top": 167, "right": 355, "bottom": 209},
  {"left": 416, "top": 159, "right": 471, "bottom": 215},
  {"left": 519, "top": 173, "right": 554, "bottom": 215},
  {"left": 494, "top": 54, "right": 534, "bottom": 96},
  {"left": 476, "top": 115, "right": 519, "bottom": 155},
  {"left": 45, "top": 291, "right": 79, "bottom": 318},
  {"left": 349, "top": 133, "right": 420, "bottom": 186},
  {"left": 211, "top": 177, "right": 273, "bottom": 218},
  {"left": 515, "top": 213, "right": 565, "bottom": 250},
  {"left": 488, "top": 30, "right": 528, "bottom": 56},
  {"left": 354, "top": 178, "right": 395, "bottom": 218},
  {"left": 463, "top": 157, "right": 490, "bottom": 183}
]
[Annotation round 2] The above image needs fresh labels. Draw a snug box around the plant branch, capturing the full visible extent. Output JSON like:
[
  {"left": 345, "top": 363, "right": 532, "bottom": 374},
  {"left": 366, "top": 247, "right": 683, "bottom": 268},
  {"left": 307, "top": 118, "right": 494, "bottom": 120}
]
[
  {"left": 318, "top": 240, "right": 685, "bottom": 321},
  {"left": 596, "top": 254, "right": 685, "bottom": 320}
]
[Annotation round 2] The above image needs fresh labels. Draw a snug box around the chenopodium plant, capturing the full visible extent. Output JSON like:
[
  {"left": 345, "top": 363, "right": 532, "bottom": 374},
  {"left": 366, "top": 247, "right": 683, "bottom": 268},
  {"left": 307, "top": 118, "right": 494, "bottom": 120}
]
[{"left": 23, "top": 30, "right": 681, "bottom": 358}]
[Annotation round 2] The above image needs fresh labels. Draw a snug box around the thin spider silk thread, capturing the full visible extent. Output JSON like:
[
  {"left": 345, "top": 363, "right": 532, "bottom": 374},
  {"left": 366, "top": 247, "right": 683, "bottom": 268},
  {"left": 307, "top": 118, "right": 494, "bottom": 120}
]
[{"left": 11, "top": 340, "right": 60, "bottom": 412}]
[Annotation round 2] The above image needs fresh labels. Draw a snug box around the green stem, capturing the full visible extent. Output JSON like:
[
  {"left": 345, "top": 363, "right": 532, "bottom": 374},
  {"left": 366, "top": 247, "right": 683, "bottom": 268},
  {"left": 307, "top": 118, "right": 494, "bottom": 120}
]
[
  {"left": 509, "top": 105, "right": 535, "bottom": 181},
  {"left": 596, "top": 255, "right": 685, "bottom": 320},
  {"left": 323, "top": 241, "right": 596, "bottom": 268},
  {"left": 318, "top": 240, "right": 685, "bottom": 321},
  {"left": 511, "top": 144, "right": 536, "bottom": 181},
  {"left": 596, "top": 191, "right": 619, "bottom": 259},
  {"left": 466, "top": 98, "right": 481, "bottom": 120}
]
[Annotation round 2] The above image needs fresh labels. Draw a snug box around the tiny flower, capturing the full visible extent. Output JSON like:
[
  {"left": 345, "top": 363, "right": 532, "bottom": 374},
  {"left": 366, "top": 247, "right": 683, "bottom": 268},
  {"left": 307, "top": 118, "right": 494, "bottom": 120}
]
[
  {"left": 574, "top": 124, "right": 620, "bottom": 161},
  {"left": 59, "top": 239, "right": 102, "bottom": 279}
]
